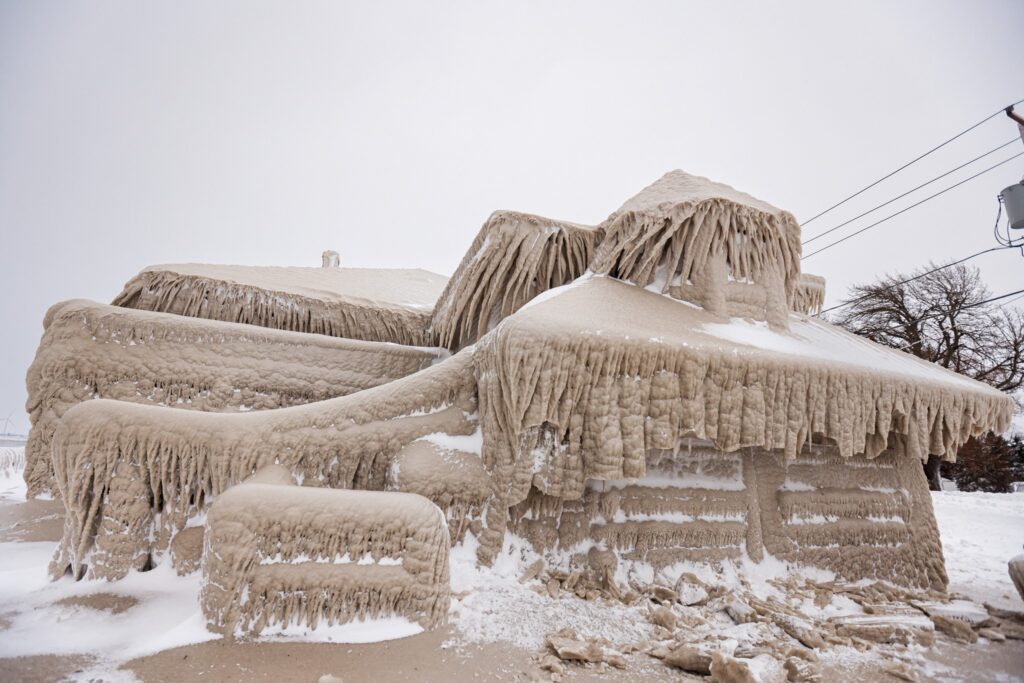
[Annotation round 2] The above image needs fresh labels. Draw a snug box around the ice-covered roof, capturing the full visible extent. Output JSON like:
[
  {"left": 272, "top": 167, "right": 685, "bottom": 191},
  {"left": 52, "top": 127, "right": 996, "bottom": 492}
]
[
  {"left": 134, "top": 264, "right": 447, "bottom": 312},
  {"left": 604, "top": 169, "right": 795, "bottom": 224},
  {"left": 593, "top": 170, "right": 803, "bottom": 302},
  {"left": 478, "top": 276, "right": 1012, "bottom": 465}
]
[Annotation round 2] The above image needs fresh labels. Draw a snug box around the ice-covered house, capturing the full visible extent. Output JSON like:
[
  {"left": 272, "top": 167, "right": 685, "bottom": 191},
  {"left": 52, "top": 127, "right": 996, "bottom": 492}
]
[{"left": 25, "top": 171, "right": 1011, "bottom": 634}]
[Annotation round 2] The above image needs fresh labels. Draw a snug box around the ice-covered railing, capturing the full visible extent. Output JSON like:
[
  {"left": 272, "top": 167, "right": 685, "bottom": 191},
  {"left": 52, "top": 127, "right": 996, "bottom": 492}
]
[
  {"left": 0, "top": 446, "right": 25, "bottom": 478},
  {"left": 508, "top": 441, "right": 948, "bottom": 588}
]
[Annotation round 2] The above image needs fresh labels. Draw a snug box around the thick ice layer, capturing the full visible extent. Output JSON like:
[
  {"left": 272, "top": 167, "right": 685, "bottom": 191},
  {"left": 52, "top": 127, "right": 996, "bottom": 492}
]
[
  {"left": 430, "top": 210, "right": 600, "bottom": 349},
  {"left": 201, "top": 476, "right": 450, "bottom": 635},
  {"left": 24, "top": 299, "right": 441, "bottom": 497},
  {"left": 792, "top": 273, "right": 826, "bottom": 315},
  {"left": 49, "top": 350, "right": 477, "bottom": 580},
  {"left": 113, "top": 265, "right": 447, "bottom": 346},
  {"left": 474, "top": 276, "right": 1011, "bottom": 520},
  {"left": 386, "top": 438, "right": 491, "bottom": 544},
  {"left": 510, "top": 441, "right": 947, "bottom": 588},
  {"left": 32, "top": 169, "right": 1016, "bottom": 600},
  {"left": 592, "top": 171, "right": 803, "bottom": 322},
  {"left": 47, "top": 275, "right": 1012, "bottom": 580}
]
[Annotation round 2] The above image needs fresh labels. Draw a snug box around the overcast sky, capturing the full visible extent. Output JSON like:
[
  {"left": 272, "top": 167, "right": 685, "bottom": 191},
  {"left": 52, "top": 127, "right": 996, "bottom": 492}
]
[{"left": 1, "top": 1, "right": 1022, "bottom": 434}]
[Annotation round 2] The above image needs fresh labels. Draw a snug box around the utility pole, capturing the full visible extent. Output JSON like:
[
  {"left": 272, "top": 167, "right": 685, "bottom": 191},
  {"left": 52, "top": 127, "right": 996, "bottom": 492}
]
[
  {"left": 1001, "top": 107, "right": 1024, "bottom": 231},
  {"left": 1008, "top": 106, "right": 1024, "bottom": 144}
]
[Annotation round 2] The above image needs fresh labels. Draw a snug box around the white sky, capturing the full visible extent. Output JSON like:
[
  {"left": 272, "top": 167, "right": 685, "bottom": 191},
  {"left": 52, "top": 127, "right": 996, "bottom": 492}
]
[{"left": 1, "top": 1, "right": 1022, "bottom": 434}]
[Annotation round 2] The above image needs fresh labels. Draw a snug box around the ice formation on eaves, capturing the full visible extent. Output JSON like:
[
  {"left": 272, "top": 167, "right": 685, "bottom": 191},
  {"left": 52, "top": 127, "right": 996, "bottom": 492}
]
[
  {"left": 26, "top": 169, "right": 1016, "bottom": 635},
  {"left": 107, "top": 174, "right": 816, "bottom": 349},
  {"left": 23, "top": 298, "right": 442, "bottom": 497},
  {"left": 113, "top": 264, "right": 447, "bottom": 346}
]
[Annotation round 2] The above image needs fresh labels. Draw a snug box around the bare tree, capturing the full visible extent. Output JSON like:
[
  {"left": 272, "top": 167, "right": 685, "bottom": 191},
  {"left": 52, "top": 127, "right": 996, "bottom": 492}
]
[{"left": 834, "top": 263, "right": 1024, "bottom": 490}]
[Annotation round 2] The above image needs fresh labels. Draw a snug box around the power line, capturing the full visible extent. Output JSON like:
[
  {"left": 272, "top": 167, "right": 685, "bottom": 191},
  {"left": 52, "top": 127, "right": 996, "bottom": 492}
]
[
  {"left": 803, "top": 137, "right": 1020, "bottom": 245},
  {"left": 801, "top": 98, "right": 1024, "bottom": 226},
  {"left": 816, "top": 245, "right": 1019, "bottom": 316},
  {"left": 802, "top": 151, "right": 1024, "bottom": 260}
]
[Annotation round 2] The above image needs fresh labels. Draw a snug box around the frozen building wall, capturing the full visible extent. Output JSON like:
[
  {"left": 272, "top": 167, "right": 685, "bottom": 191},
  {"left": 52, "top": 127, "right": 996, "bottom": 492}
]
[
  {"left": 23, "top": 169, "right": 1016, "bottom": 638},
  {"left": 512, "top": 440, "right": 945, "bottom": 589},
  {"left": 24, "top": 299, "right": 440, "bottom": 497}
]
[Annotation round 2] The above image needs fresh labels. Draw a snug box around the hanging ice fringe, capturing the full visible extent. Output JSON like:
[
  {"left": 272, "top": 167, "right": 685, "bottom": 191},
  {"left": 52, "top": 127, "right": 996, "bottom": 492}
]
[
  {"left": 24, "top": 299, "right": 440, "bottom": 497},
  {"left": 430, "top": 210, "right": 601, "bottom": 349}
]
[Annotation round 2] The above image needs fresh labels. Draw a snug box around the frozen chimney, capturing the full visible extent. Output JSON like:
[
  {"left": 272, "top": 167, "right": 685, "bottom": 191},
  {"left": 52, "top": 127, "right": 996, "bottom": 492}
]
[{"left": 322, "top": 250, "right": 340, "bottom": 268}]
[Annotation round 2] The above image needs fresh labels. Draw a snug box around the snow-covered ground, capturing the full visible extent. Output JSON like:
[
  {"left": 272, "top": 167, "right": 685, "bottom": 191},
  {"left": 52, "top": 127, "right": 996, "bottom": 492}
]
[
  {"left": 932, "top": 490, "right": 1024, "bottom": 611},
  {"left": 1, "top": 448, "right": 1022, "bottom": 681}
]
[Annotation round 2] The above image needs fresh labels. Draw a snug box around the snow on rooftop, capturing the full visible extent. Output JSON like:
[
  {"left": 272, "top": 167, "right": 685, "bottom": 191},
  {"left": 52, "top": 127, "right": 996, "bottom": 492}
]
[
  {"left": 138, "top": 264, "right": 448, "bottom": 312},
  {"left": 604, "top": 169, "right": 794, "bottom": 223},
  {"left": 513, "top": 274, "right": 1000, "bottom": 396}
]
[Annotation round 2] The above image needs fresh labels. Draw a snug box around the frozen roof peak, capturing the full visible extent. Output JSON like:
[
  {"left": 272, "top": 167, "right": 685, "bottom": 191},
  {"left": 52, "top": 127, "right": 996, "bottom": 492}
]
[{"left": 605, "top": 170, "right": 795, "bottom": 225}]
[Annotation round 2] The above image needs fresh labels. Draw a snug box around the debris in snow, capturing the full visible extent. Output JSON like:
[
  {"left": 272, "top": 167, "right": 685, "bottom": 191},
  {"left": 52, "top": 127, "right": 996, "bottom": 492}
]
[
  {"left": 913, "top": 599, "right": 989, "bottom": 626},
  {"left": 709, "top": 650, "right": 784, "bottom": 683},
  {"left": 519, "top": 559, "right": 545, "bottom": 584},
  {"left": 783, "top": 654, "right": 822, "bottom": 682},
  {"left": 662, "top": 644, "right": 712, "bottom": 674},
  {"left": 725, "top": 594, "right": 757, "bottom": 624},
  {"left": 544, "top": 628, "right": 627, "bottom": 669},
  {"left": 830, "top": 614, "right": 934, "bottom": 646},
  {"left": 930, "top": 615, "right": 978, "bottom": 644},
  {"left": 649, "top": 606, "right": 677, "bottom": 630},
  {"left": 977, "top": 627, "right": 1006, "bottom": 642},
  {"left": 674, "top": 578, "right": 709, "bottom": 606},
  {"left": 881, "top": 661, "right": 919, "bottom": 682}
]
